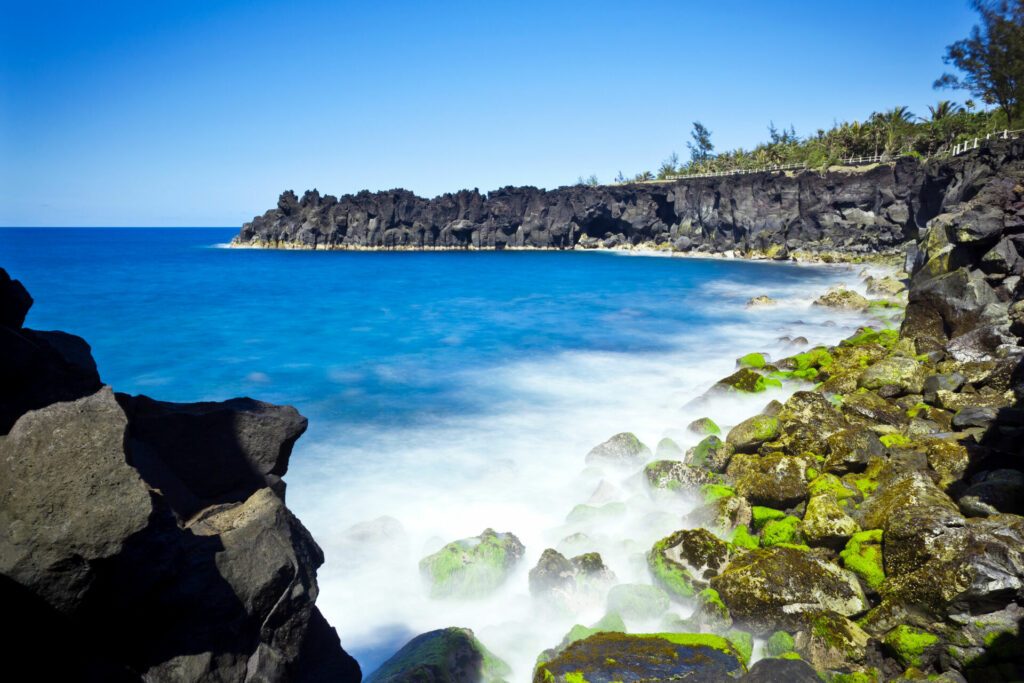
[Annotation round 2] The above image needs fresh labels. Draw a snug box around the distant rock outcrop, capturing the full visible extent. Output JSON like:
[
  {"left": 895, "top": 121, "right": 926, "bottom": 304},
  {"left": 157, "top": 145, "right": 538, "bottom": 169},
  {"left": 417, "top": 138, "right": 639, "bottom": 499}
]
[
  {"left": 0, "top": 269, "right": 360, "bottom": 682},
  {"left": 232, "top": 143, "right": 1023, "bottom": 256}
]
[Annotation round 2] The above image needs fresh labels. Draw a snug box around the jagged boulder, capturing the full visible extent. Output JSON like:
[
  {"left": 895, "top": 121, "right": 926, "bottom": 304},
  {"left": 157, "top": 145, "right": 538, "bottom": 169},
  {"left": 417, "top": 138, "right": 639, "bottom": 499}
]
[
  {"left": 727, "top": 452, "right": 810, "bottom": 508},
  {"left": 648, "top": 529, "right": 732, "bottom": 599},
  {"left": 529, "top": 549, "right": 615, "bottom": 613},
  {"left": 710, "top": 546, "right": 868, "bottom": 634}
]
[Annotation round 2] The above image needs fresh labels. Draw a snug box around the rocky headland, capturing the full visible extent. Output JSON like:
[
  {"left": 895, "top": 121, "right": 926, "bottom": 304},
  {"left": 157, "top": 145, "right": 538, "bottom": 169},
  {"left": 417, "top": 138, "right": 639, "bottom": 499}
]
[
  {"left": 232, "top": 142, "right": 1022, "bottom": 261},
  {"left": 0, "top": 270, "right": 360, "bottom": 682}
]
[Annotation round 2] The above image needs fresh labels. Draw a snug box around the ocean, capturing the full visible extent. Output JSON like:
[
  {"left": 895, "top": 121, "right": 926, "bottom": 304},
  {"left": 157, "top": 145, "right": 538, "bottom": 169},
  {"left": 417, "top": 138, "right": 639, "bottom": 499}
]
[{"left": 2, "top": 227, "right": 883, "bottom": 678}]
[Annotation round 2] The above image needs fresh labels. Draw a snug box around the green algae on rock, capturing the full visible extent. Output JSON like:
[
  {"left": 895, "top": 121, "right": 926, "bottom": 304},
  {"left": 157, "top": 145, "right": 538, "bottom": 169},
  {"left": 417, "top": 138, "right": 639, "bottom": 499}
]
[
  {"left": 882, "top": 624, "right": 939, "bottom": 668},
  {"left": 714, "top": 367, "right": 782, "bottom": 394},
  {"left": 728, "top": 452, "right": 810, "bottom": 508},
  {"left": 687, "top": 416, "right": 722, "bottom": 436},
  {"left": 686, "top": 435, "right": 734, "bottom": 473},
  {"left": 644, "top": 459, "right": 720, "bottom": 496},
  {"left": 839, "top": 529, "right": 885, "bottom": 592},
  {"left": 365, "top": 627, "right": 511, "bottom": 683},
  {"left": 419, "top": 529, "right": 525, "bottom": 599},
  {"left": 726, "top": 415, "right": 780, "bottom": 453}
]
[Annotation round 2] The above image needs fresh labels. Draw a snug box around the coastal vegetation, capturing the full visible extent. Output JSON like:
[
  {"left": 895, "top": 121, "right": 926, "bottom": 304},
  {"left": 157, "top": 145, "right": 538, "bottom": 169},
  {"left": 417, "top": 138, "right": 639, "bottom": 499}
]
[{"left": 595, "top": 0, "right": 1024, "bottom": 184}]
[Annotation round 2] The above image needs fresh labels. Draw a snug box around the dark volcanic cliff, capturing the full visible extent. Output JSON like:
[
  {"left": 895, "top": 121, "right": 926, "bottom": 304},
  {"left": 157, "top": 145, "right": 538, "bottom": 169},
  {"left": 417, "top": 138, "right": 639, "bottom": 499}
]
[
  {"left": 233, "top": 143, "right": 1022, "bottom": 255},
  {"left": 0, "top": 271, "right": 360, "bottom": 682}
]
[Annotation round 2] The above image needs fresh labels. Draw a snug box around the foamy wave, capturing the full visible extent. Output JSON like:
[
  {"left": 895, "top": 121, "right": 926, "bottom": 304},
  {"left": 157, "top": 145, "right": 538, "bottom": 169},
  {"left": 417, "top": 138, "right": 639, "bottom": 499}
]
[{"left": 284, "top": 265, "right": 877, "bottom": 678}]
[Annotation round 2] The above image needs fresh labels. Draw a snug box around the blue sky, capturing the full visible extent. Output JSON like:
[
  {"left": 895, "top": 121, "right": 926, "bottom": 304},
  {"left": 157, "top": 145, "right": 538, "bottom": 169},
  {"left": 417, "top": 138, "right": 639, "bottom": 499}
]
[{"left": 1, "top": 1, "right": 978, "bottom": 227}]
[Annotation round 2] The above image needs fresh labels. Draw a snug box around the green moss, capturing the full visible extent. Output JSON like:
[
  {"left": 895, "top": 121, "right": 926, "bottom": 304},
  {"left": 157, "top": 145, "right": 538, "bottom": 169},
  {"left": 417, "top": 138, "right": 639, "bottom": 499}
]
[
  {"left": 828, "top": 671, "right": 880, "bottom": 683},
  {"left": 806, "top": 466, "right": 820, "bottom": 480},
  {"left": 761, "top": 515, "right": 802, "bottom": 547},
  {"left": 564, "top": 672, "right": 586, "bottom": 683},
  {"left": 701, "top": 483, "right": 735, "bottom": 503},
  {"left": 751, "top": 506, "right": 787, "bottom": 530},
  {"left": 689, "top": 435, "right": 724, "bottom": 469},
  {"left": 879, "top": 433, "right": 911, "bottom": 448},
  {"left": 792, "top": 347, "right": 835, "bottom": 371},
  {"left": 725, "top": 630, "right": 753, "bottom": 665},
  {"left": 765, "top": 630, "right": 796, "bottom": 657},
  {"left": 647, "top": 544, "right": 696, "bottom": 599},
  {"left": 738, "top": 352, "right": 767, "bottom": 369},
  {"left": 688, "top": 417, "right": 722, "bottom": 436},
  {"left": 369, "top": 627, "right": 511, "bottom": 683},
  {"left": 730, "top": 525, "right": 760, "bottom": 549},
  {"left": 567, "top": 502, "right": 627, "bottom": 524},
  {"left": 778, "top": 651, "right": 802, "bottom": 660},
  {"left": 808, "top": 473, "right": 856, "bottom": 502},
  {"left": 841, "top": 327, "right": 898, "bottom": 349},
  {"left": 698, "top": 588, "right": 727, "bottom": 613},
  {"left": 884, "top": 625, "right": 939, "bottom": 668},
  {"left": 840, "top": 530, "right": 885, "bottom": 591}
]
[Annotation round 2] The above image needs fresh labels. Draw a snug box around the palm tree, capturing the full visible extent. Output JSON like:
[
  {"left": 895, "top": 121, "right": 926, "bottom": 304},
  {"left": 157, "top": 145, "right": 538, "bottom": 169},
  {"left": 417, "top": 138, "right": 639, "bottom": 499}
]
[
  {"left": 926, "top": 101, "right": 964, "bottom": 122},
  {"left": 872, "top": 107, "right": 915, "bottom": 154}
]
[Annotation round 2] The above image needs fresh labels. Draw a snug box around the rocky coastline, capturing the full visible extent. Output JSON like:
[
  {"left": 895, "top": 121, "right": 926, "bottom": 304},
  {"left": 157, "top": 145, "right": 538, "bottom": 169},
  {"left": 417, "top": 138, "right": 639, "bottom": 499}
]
[
  {"left": 232, "top": 142, "right": 1021, "bottom": 262},
  {"left": 0, "top": 270, "right": 361, "bottom": 682},
  {"left": 354, "top": 140, "right": 1024, "bottom": 682}
]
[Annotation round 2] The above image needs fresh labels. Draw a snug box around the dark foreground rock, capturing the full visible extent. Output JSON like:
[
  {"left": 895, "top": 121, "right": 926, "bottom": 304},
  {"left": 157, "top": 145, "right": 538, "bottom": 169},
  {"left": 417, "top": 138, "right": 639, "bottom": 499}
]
[{"left": 0, "top": 269, "right": 359, "bottom": 682}]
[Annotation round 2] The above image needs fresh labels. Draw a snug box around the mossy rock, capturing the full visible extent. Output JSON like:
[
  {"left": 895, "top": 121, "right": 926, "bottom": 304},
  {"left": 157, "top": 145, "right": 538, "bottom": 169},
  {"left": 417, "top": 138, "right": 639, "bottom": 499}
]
[
  {"left": 710, "top": 546, "right": 868, "bottom": 634},
  {"left": 857, "top": 356, "right": 927, "bottom": 396},
  {"left": 839, "top": 529, "right": 885, "bottom": 592},
  {"left": 841, "top": 326, "right": 900, "bottom": 348},
  {"left": 686, "top": 435, "right": 735, "bottom": 473},
  {"left": 532, "top": 632, "right": 746, "bottom": 683},
  {"left": 738, "top": 352, "right": 768, "bottom": 369},
  {"left": 686, "top": 493, "right": 752, "bottom": 536},
  {"left": 726, "top": 415, "right": 780, "bottom": 454},
  {"left": 644, "top": 460, "right": 719, "bottom": 495},
  {"left": 605, "top": 583, "right": 670, "bottom": 620},
  {"left": 801, "top": 494, "right": 860, "bottom": 548},
  {"left": 654, "top": 437, "right": 684, "bottom": 459},
  {"left": 807, "top": 473, "right": 859, "bottom": 503},
  {"left": 714, "top": 367, "right": 782, "bottom": 394},
  {"left": 365, "top": 627, "right": 511, "bottom": 683},
  {"left": 823, "top": 427, "right": 885, "bottom": 475},
  {"left": 766, "top": 630, "right": 797, "bottom": 657},
  {"left": 648, "top": 529, "right": 732, "bottom": 600},
  {"left": 761, "top": 515, "right": 803, "bottom": 547},
  {"left": 813, "top": 287, "right": 870, "bottom": 310},
  {"left": 419, "top": 529, "right": 525, "bottom": 599},
  {"left": 794, "top": 610, "right": 869, "bottom": 671},
  {"left": 768, "top": 391, "right": 849, "bottom": 456},
  {"left": 882, "top": 624, "right": 939, "bottom": 668},
  {"left": 689, "top": 587, "right": 733, "bottom": 631},
  {"left": 686, "top": 416, "right": 722, "bottom": 436},
  {"left": 728, "top": 452, "right": 809, "bottom": 509},
  {"left": 840, "top": 390, "right": 909, "bottom": 429},
  {"left": 585, "top": 432, "right": 651, "bottom": 466},
  {"left": 529, "top": 549, "right": 615, "bottom": 612}
]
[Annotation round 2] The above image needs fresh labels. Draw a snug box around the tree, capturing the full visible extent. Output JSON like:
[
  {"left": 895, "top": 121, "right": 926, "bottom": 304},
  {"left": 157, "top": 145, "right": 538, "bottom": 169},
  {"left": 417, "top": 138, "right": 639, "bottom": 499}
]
[
  {"left": 935, "top": 0, "right": 1024, "bottom": 126},
  {"left": 687, "top": 121, "right": 715, "bottom": 164},
  {"left": 658, "top": 152, "right": 680, "bottom": 178},
  {"left": 926, "top": 100, "right": 965, "bottom": 121}
]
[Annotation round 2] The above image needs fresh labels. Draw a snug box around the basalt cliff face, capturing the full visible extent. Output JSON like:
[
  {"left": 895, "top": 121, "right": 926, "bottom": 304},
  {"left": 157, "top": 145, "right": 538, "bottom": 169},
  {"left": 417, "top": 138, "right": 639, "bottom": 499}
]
[
  {"left": 0, "top": 270, "right": 360, "bottom": 682},
  {"left": 233, "top": 141, "right": 1023, "bottom": 256}
]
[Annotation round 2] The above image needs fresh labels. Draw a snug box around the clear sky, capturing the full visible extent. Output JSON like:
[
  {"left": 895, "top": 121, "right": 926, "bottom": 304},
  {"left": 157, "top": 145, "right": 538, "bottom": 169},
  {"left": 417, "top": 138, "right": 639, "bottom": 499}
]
[{"left": 1, "top": 0, "right": 979, "bottom": 227}]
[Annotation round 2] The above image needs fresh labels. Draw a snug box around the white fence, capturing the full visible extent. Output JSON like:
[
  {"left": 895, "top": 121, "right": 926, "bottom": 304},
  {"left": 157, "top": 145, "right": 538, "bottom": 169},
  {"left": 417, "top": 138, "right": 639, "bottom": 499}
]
[{"left": 950, "top": 128, "right": 1024, "bottom": 156}]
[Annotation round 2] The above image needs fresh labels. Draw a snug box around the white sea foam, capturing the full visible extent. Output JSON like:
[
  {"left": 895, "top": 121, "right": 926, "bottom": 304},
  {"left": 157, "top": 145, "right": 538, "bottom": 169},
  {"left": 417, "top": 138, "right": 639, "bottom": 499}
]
[{"left": 284, "top": 263, "right": 883, "bottom": 679}]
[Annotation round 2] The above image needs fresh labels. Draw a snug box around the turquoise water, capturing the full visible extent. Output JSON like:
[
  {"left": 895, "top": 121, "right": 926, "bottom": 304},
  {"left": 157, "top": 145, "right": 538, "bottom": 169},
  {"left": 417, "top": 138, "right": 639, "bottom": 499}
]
[{"left": 2, "top": 228, "right": 877, "bottom": 677}]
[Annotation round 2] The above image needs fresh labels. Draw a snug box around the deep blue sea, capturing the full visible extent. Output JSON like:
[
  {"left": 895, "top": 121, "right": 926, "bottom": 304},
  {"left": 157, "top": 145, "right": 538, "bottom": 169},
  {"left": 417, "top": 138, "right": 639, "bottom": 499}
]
[{"left": 2, "top": 228, "right": 883, "bottom": 677}]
